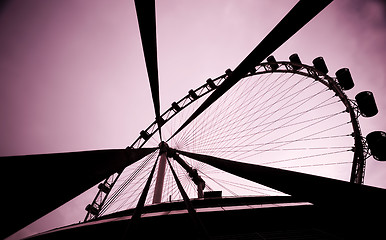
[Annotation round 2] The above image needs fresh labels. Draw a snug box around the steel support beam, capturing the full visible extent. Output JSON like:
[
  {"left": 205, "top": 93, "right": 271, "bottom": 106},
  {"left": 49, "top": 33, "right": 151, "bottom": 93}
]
[
  {"left": 152, "top": 142, "right": 168, "bottom": 203},
  {"left": 122, "top": 156, "right": 160, "bottom": 238},
  {"left": 166, "top": 158, "right": 209, "bottom": 239},
  {"left": 176, "top": 149, "right": 386, "bottom": 207},
  {"left": 134, "top": 0, "right": 163, "bottom": 138},
  {"left": 176, "top": 149, "right": 386, "bottom": 238},
  {"left": 0, "top": 147, "right": 156, "bottom": 239},
  {"left": 168, "top": 0, "right": 333, "bottom": 141}
]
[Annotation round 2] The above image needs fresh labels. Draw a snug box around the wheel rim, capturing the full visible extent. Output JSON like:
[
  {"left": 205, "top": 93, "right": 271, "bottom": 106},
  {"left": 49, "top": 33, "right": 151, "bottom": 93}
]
[{"left": 85, "top": 60, "right": 365, "bottom": 220}]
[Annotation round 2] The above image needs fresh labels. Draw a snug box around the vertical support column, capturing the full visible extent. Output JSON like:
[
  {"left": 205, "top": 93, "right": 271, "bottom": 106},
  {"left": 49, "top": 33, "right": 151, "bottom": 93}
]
[{"left": 153, "top": 142, "right": 168, "bottom": 204}]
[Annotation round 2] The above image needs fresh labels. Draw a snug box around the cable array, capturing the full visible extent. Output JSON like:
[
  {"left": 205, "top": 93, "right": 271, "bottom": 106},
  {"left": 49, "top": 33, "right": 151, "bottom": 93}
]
[
  {"left": 166, "top": 71, "right": 353, "bottom": 182},
  {"left": 98, "top": 70, "right": 355, "bottom": 215}
]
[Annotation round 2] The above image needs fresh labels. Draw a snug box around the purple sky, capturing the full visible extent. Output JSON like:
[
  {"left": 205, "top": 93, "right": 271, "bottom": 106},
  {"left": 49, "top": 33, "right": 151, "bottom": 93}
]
[{"left": 1, "top": 0, "right": 385, "bottom": 239}]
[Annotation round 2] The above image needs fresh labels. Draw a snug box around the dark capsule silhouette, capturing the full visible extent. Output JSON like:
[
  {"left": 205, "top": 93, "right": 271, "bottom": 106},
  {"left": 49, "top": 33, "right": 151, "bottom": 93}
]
[
  {"left": 335, "top": 68, "right": 354, "bottom": 90},
  {"left": 312, "top": 56, "right": 328, "bottom": 74},
  {"left": 85, "top": 204, "right": 99, "bottom": 215},
  {"left": 366, "top": 131, "right": 386, "bottom": 161},
  {"left": 355, "top": 91, "right": 378, "bottom": 117},
  {"left": 171, "top": 102, "right": 181, "bottom": 112},
  {"left": 140, "top": 130, "right": 150, "bottom": 140},
  {"left": 289, "top": 53, "right": 302, "bottom": 70},
  {"left": 267, "top": 55, "right": 279, "bottom": 71},
  {"left": 206, "top": 78, "right": 217, "bottom": 89},
  {"left": 188, "top": 89, "right": 198, "bottom": 100}
]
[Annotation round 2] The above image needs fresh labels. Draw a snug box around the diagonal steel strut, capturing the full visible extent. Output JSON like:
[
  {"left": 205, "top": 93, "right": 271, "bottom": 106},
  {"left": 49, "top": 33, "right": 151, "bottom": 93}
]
[
  {"left": 168, "top": 148, "right": 206, "bottom": 198},
  {"left": 166, "top": 157, "right": 210, "bottom": 239},
  {"left": 134, "top": 0, "right": 163, "bottom": 138},
  {"left": 0, "top": 147, "right": 157, "bottom": 239},
  {"left": 176, "top": 149, "right": 386, "bottom": 217},
  {"left": 168, "top": 0, "right": 333, "bottom": 142}
]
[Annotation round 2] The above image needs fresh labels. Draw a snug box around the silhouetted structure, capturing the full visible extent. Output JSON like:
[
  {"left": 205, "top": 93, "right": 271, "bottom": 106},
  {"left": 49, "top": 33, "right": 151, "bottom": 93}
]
[{"left": 1, "top": 1, "right": 386, "bottom": 239}]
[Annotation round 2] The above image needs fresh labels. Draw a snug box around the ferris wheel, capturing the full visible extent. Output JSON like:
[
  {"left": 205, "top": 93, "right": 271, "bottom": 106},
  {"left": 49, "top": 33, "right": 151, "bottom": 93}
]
[
  {"left": 84, "top": 53, "right": 381, "bottom": 220},
  {"left": 1, "top": 0, "right": 386, "bottom": 239}
]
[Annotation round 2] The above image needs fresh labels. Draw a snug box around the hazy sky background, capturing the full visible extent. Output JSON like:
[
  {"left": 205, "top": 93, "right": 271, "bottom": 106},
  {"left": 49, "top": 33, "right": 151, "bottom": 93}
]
[{"left": 1, "top": 0, "right": 385, "bottom": 239}]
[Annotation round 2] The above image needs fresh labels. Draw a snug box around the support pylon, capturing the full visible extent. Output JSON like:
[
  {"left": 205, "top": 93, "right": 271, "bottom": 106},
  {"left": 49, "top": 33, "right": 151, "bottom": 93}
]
[{"left": 152, "top": 142, "right": 168, "bottom": 204}]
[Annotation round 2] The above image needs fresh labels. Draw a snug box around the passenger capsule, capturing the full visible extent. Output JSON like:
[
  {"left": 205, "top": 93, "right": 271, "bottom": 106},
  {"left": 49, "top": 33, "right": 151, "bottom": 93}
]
[
  {"left": 366, "top": 131, "right": 386, "bottom": 161},
  {"left": 289, "top": 53, "right": 302, "bottom": 70},
  {"left": 188, "top": 89, "right": 198, "bottom": 100},
  {"left": 225, "top": 68, "right": 232, "bottom": 76},
  {"left": 335, "top": 68, "right": 354, "bottom": 90},
  {"left": 171, "top": 102, "right": 181, "bottom": 112},
  {"left": 206, "top": 78, "right": 217, "bottom": 89},
  {"left": 85, "top": 204, "right": 99, "bottom": 215},
  {"left": 355, "top": 91, "right": 378, "bottom": 117},
  {"left": 312, "top": 57, "right": 328, "bottom": 74},
  {"left": 267, "top": 55, "right": 279, "bottom": 71},
  {"left": 140, "top": 130, "right": 150, "bottom": 140}
]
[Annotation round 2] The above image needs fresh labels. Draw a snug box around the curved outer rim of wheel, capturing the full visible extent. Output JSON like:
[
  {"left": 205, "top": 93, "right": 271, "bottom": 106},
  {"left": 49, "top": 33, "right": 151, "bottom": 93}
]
[{"left": 84, "top": 60, "right": 366, "bottom": 221}]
